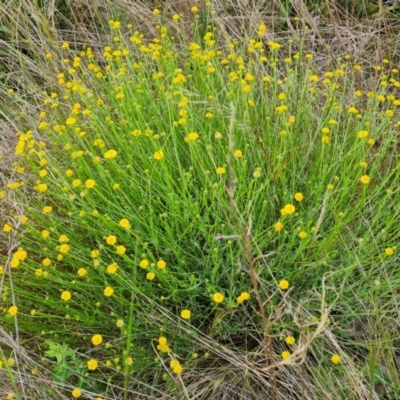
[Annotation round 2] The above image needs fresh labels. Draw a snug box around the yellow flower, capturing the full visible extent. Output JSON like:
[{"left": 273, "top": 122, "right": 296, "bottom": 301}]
[
  {"left": 278, "top": 279, "right": 289, "bottom": 290},
  {"left": 119, "top": 218, "right": 130, "bottom": 229},
  {"left": 37, "top": 183, "right": 48, "bottom": 193},
  {"left": 285, "top": 336, "right": 295, "bottom": 345},
  {"left": 104, "top": 286, "right": 114, "bottom": 297},
  {"left": 157, "top": 259, "right": 166, "bottom": 269},
  {"left": 91, "top": 334, "right": 103, "bottom": 346},
  {"left": 61, "top": 42, "right": 69, "bottom": 49},
  {"left": 357, "top": 130, "right": 368, "bottom": 139},
  {"left": 59, "top": 244, "right": 70, "bottom": 254},
  {"left": 72, "top": 179, "right": 81, "bottom": 187},
  {"left": 281, "top": 351, "right": 291, "bottom": 360},
  {"left": 213, "top": 292, "right": 224, "bottom": 303},
  {"left": 331, "top": 354, "right": 341, "bottom": 364},
  {"left": 140, "top": 259, "right": 149, "bottom": 268},
  {"left": 283, "top": 204, "right": 295, "bottom": 215},
  {"left": 87, "top": 359, "right": 98, "bottom": 371},
  {"left": 107, "top": 263, "right": 118, "bottom": 274},
  {"left": 66, "top": 117, "right": 76, "bottom": 125},
  {"left": 237, "top": 291, "right": 250, "bottom": 304},
  {"left": 59, "top": 234, "right": 69, "bottom": 243},
  {"left": 268, "top": 41, "right": 281, "bottom": 50},
  {"left": 61, "top": 291, "right": 71, "bottom": 301},
  {"left": 116, "top": 245, "right": 126, "bottom": 255},
  {"left": 3, "top": 223, "right": 12, "bottom": 232},
  {"left": 41, "top": 230, "right": 50, "bottom": 239},
  {"left": 360, "top": 175, "right": 370, "bottom": 185},
  {"left": 85, "top": 179, "right": 96, "bottom": 189},
  {"left": 71, "top": 388, "right": 82, "bottom": 398},
  {"left": 42, "top": 258, "right": 51, "bottom": 267},
  {"left": 298, "top": 231, "right": 307, "bottom": 239},
  {"left": 181, "top": 309, "right": 191, "bottom": 319},
  {"left": 294, "top": 192, "right": 304, "bottom": 202},
  {"left": 152, "top": 8, "right": 160, "bottom": 15},
  {"left": 116, "top": 319, "right": 124, "bottom": 327},
  {"left": 327, "top": 184, "right": 334, "bottom": 191},
  {"left": 216, "top": 167, "right": 226, "bottom": 175},
  {"left": 104, "top": 149, "right": 118, "bottom": 159},
  {"left": 274, "top": 221, "right": 283, "bottom": 232},
  {"left": 8, "top": 305, "right": 18, "bottom": 316},
  {"left": 106, "top": 235, "right": 117, "bottom": 245},
  {"left": 170, "top": 359, "right": 183, "bottom": 374},
  {"left": 43, "top": 206, "right": 52, "bottom": 214},
  {"left": 146, "top": 272, "right": 155, "bottom": 280},
  {"left": 154, "top": 150, "right": 164, "bottom": 160},
  {"left": 385, "top": 247, "right": 394, "bottom": 256},
  {"left": 125, "top": 357, "right": 133, "bottom": 365},
  {"left": 185, "top": 132, "right": 199, "bottom": 143},
  {"left": 234, "top": 150, "right": 243, "bottom": 158},
  {"left": 78, "top": 268, "right": 87, "bottom": 277}
]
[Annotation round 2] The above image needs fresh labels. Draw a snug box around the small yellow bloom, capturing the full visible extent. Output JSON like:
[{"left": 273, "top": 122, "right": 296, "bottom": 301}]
[
  {"left": 298, "top": 231, "right": 307, "bottom": 239},
  {"left": 91, "top": 334, "right": 103, "bottom": 346},
  {"left": 116, "top": 319, "right": 124, "bottom": 327},
  {"left": 104, "top": 149, "right": 117, "bottom": 159},
  {"left": 85, "top": 179, "right": 96, "bottom": 189},
  {"left": 8, "top": 305, "right": 18, "bottom": 316},
  {"left": 281, "top": 351, "right": 291, "bottom": 360},
  {"left": 107, "top": 263, "right": 118, "bottom": 274},
  {"left": 104, "top": 286, "right": 114, "bottom": 297},
  {"left": 146, "top": 272, "right": 155, "bottom": 280},
  {"left": 285, "top": 336, "right": 295, "bottom": 345},
  {"left": 274, "top": 221, "right": 283, "bottom": 231},
  {"left": 294, "top": 192, "right": 304, "bottom": 202},
  {"left": 71, "top": 388, "right": 82, "bottom": 398},
  {"left": 3, "top": 223, "right": 12, "bottom": 233},
  {"left": 283, "top": 204, "right": 295, "bottom": 215},
  {"left": 385, "top": 247, "right": 394, "bottom": 256},
  {"left": 116, "top": 245, "right": 126, "bottom": 255},
  {"left": 216, "top": 167, "right": 226, "bottom": 175},
  {"left": 234, "top": 150, "right": 243, "bottom": 158},
  {"left": 61, "top": 291, "right": 71, "bottom": 301},
  {"left": 278, "top": 279, "right": 289, "bottom": 290},
  {"left": 331, "top": 354, "right": 341, "bottom": 364},
  {"left": 154, "top": 150, "right": 164, "bottom": 160},
  {"left": 125, "top": 357, "right": 133, "bottom": 365},
  {"left": 157, "top": 259, "right": 166, "bottom": 269},
  {"left": 78, "top": 268, "right": 87, "bottom": 277},
  {"left": 360, "top": 175, "right": 370, "bottom": 185},
  {"left": 87, "top": 359, "right": 98, "bottom": 370},
  {"left": 106, "top": 235, "right": 117, "bottom": 245},
  {"left": 119, "top": 218, "right": 130, "bottom": 229},
  {"left": 213, "top": 292, "right": 224, "bottom": 303},
  {"left": 181, "top": 309, "right": 191, "bottom": 319}
]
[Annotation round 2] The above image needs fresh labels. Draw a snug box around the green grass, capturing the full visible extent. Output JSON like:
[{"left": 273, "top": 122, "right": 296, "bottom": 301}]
[{"left": 1, "top": 2, "right": 400, "bottom": 399}]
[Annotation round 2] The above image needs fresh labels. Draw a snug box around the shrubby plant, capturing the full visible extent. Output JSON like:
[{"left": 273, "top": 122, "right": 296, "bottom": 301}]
[{"left": 1, "top": 4, "right": 400, "bottom": 399}]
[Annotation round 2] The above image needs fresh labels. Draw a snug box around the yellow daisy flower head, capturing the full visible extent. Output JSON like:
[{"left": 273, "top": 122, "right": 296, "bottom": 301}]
[
  {"left": 119, "top": 218, "right": 130, "bottom": 229},
  {"left": 106, "top": 235, "right": 117, "bottom": 245},
  {"left": 213, "top": 292, "right": 224, "bottom": 303},
  {"left": 181, "top": 309, "right": 191, "bottom": 319},
  {"left": 283, "top": 204, "right": 295, "bottom": 215},
  {"left": 87, "top": 359, "right": 98, "bottom": 371},
  {"left": 331, "top": 354, "right": 341, "bottom": 364},
  {"left": 278, "top": 279, "right": 289, "bottom": 290},
  {"left": 91, "top": 334, "right": 103, "bottom": 346},
  {"left": 61, "top": 291, "right": 71, "bottom": 301},
  {"left": 104, "top": 286, "right": 114, "bottom": 297}
]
